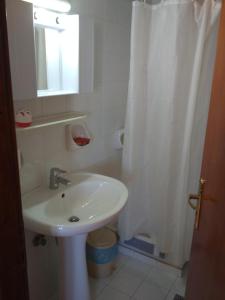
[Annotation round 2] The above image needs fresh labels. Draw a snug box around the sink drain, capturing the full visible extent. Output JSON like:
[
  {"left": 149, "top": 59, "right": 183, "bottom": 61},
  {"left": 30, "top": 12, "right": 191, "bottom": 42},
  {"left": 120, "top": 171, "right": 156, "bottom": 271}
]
[{"left": 68, "top": 216, "right": 80, "bottom": 223}]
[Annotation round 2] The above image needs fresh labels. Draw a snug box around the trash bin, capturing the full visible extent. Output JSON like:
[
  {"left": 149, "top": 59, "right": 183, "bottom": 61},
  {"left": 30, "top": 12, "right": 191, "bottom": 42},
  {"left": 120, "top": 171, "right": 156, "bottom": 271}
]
[{"left": 86, "top": 228, "right": 118, "bottom": 278}]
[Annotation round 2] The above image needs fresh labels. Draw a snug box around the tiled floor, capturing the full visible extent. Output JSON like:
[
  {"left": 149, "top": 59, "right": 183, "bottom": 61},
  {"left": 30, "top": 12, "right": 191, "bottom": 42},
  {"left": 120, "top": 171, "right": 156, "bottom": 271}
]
[{"left": 90, "top": 254, "right": 186, "bottom": 300}]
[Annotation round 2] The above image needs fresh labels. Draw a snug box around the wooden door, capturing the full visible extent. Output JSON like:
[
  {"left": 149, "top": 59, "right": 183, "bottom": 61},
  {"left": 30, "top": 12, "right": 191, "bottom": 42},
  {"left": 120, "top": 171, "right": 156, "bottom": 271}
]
[
  {"left": 0, "top": 1, "right": 29, "bottom": 299},
  {"left": 186, "top": 2, "right": 225, "bottom": 299}
]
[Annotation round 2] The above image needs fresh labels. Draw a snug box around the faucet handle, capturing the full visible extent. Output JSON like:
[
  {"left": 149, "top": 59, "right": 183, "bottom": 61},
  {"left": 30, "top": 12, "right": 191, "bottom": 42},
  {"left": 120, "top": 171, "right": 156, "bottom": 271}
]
[{"left": 49, "top": 168, "right": 69, "bottom": 190}]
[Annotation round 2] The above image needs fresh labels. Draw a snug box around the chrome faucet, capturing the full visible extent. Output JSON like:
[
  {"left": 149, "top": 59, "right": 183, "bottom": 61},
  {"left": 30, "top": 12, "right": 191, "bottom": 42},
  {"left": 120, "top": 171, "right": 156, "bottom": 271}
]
[{"left": 49, "top": 168, "right": 71, "bottom": 190}]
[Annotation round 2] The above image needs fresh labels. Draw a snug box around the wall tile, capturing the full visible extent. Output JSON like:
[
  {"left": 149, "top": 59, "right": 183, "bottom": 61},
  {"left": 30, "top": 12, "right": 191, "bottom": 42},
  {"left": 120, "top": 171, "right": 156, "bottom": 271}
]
[
  {"left": 25, "top": 231, "right": 59, "bottom": 300},
  {"left": 94, "top": 20, "right": 105, "bottom": 86},
  {"left": 42, "top": 96, "right": 67, "bottom": 115},
  {"left": 101, "top": 22, "right": 130, "bottom": 84},
  {"left": 104, "top": 0, "right": 132, "bottom": 27},
  {"left": 71, "top": 0, "right": 106, "bottom": 20},
  {"left": 14, "top": 99, "right": 43, "bottom": 117}
]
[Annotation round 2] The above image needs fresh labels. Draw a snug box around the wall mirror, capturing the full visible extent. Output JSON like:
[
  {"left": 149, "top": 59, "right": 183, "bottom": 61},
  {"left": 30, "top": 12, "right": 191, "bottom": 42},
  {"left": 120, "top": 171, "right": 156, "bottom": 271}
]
[
  {"left": 6, "top": 0, "right": 94, "bottom": 101},
  {"left": 34, "top": 8, "right": 79, "bottom": 97}
]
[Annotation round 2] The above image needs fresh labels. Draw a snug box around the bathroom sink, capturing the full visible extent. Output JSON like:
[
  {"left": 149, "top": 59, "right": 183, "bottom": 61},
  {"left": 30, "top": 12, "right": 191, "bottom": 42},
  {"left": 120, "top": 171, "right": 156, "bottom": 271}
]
[
  {"left": 23, "top": 173, "right": 128, "bottom": 300},
  {"left": 22, "top": 172, "right": 128, "bottom": 237}
]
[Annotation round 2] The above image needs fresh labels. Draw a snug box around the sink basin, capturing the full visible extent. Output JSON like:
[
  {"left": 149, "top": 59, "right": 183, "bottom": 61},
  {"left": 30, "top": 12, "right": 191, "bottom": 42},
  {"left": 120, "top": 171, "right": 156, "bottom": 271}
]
[
  {"left": 22, "top": 172, "right": 128, "bottom": 300},
  {"left": 23, "top": 172, "right": 128, "bottom": 236}
]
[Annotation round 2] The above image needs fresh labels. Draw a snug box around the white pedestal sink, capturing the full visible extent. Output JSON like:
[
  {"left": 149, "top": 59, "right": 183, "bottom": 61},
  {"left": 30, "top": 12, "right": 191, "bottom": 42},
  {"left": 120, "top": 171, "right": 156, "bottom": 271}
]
[{"left": 22, "top": 173, "right": 128, "bottom": 300}]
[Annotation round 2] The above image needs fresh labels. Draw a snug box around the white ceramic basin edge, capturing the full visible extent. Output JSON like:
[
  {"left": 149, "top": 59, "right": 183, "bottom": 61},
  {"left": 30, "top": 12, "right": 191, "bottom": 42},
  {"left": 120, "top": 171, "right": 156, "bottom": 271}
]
[{"left": 22, "top": 172, "right": 128, "bottom": 236}]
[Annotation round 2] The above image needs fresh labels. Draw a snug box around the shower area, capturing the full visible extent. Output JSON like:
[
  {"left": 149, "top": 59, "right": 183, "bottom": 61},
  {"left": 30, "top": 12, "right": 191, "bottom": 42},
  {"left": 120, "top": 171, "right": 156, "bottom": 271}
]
[{"left": 119, "top": 0, "right": 221, "bottom": 268}]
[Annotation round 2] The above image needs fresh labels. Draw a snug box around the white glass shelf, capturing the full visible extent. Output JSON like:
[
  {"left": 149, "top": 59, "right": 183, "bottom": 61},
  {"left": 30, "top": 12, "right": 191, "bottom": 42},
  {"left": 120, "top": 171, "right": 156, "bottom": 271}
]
[
  {"left": 16, "top": 112, "right": 87, "bottom": 132},
  {"left": 37, "top": 89, "right": 77, "bottom": 98}
]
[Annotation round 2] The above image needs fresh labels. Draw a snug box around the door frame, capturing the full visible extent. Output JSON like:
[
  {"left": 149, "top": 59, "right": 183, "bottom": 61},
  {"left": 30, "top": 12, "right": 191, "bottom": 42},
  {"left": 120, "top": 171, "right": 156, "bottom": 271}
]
[{"left": 0, "top": 1, "right": 29, "bottom": 299}]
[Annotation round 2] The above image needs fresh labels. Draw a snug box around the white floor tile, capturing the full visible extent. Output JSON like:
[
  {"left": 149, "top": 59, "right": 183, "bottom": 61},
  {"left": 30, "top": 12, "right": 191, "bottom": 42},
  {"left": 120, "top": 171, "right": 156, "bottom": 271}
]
[
  {"left": 132, "top": 279, "right": 168, "bottom": 300},
  {"left": 89, "top": 277, "right": 109, "bottom": 299},
  {"left": 88, "top": 254, "right": 185, "bottom": 300},
  {"left": 153, "top": 261, "right": 180, "bottom": 277},
  {"left": 146, "top": 264, "right": 178, "bottom": 292},
  {"left": 116, "top": 253, "right": 130, "bottom": 270},
  {"left": 171, "top": 276, "right": 186, "bottom": 295},
  {"left": 97, "top": 286, "right": 130, "bottom": 300},
  {"left": 109, "top": 268, "right": 144, "bottom": 296},
  {"left": 49, "top": 255, "right": 185, "bottom": 300},
  {"left": 121, "top": 256, "right": 151, "bottom": 280}
]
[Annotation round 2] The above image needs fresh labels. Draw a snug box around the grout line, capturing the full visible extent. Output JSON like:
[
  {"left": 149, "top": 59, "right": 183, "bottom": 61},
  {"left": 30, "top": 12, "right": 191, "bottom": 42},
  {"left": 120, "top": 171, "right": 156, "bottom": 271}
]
[
  {"left": 95, "top": 283, "right": 131, "bottom": 300},
  {"left": 164, "top": 285, "right": 173, "bottom": 300},
  {"left": 129, "top": 276, "right": 146, "bottom": 299},
  {"left": 118, "top": 257, "right": 150, "bottom": 299},
  {"left": 163, "top": 276, "right": 182, "bottom": 300},
  {"left": 94, "top": 283, "right": 108, "bottom": 300}
]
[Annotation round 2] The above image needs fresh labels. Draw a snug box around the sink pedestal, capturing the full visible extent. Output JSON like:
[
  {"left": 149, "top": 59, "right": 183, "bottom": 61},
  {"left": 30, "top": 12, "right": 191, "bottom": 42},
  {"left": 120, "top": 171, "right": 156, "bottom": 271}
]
[{"left": 58, "top": 234, "right": 90, "bottom": 300}]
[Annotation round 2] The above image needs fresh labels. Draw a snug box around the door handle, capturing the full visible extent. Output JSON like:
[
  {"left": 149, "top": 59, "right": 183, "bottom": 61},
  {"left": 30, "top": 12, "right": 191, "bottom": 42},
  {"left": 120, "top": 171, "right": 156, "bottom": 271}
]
[
  {"left": 188, "top": 194, "right": 200, "bottom": 210},
  {"left": 188, "top": 178, "right": 207, "bottom": 229}
]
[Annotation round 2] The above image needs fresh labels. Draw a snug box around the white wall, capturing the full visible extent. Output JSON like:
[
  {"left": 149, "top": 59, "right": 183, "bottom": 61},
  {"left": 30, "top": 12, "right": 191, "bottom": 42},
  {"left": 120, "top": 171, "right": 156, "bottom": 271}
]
[{"left": 14, "top": 1, "right": 131, "bottom": 299}]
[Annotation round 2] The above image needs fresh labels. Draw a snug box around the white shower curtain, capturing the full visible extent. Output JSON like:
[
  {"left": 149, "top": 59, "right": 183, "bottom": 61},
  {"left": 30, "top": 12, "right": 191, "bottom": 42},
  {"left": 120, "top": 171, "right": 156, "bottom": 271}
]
[{"left": 119, "top": 0, "right": 221, "bottom": 267}]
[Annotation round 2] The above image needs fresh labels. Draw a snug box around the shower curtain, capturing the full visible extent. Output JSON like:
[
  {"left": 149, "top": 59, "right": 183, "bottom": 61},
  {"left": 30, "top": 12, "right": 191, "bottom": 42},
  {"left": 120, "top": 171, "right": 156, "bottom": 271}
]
[{"left": 119, "top": 0, "right": 221, "bottom": 267}]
